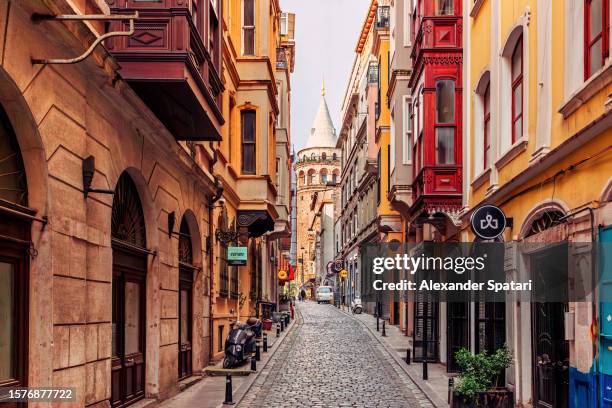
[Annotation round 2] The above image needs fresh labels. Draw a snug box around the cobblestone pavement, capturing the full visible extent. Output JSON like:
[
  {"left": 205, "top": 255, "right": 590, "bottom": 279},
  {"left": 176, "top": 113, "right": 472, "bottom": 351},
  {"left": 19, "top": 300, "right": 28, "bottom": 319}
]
[{"left": 238, "top": 302, "right": 434, "bottom": 408}]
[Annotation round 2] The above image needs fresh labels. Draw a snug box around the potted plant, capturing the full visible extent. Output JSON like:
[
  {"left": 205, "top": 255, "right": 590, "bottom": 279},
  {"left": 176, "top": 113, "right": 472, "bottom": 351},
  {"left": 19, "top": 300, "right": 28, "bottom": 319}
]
[{"left": 452, "top": 345, "right": 513, "bottom": 408}]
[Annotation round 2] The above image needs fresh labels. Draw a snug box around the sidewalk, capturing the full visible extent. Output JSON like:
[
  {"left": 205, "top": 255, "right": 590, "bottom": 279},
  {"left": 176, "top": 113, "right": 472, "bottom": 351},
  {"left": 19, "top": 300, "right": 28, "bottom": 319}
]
[
  {"left": 343, "top": 308, "right": 452, "bottom": 408},
  {"left": 157, "top": 315, "right": 299, "bottom": 408}
]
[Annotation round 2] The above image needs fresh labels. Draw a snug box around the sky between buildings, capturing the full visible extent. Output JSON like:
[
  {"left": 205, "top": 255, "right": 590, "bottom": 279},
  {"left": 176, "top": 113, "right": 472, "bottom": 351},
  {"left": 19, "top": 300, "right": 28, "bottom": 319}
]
[{"left": 282, "top": 0, "right": 371, "bottom": 152}]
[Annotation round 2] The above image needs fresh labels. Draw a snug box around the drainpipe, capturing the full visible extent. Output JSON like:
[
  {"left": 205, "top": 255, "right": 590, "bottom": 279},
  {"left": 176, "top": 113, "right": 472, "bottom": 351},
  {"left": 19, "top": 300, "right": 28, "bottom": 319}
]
[{"left": 207, "top": 142, "right": 223, "bottom": 364}]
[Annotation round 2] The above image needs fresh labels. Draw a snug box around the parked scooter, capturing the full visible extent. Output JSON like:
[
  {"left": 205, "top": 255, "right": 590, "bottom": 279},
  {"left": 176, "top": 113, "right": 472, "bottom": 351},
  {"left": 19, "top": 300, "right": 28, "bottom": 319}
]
[
  {"left": 223, "top": 318, "right": 262, "bottom": 369},
  {"left": 351, "top": 297, "right": 363, "bottom": 314}
]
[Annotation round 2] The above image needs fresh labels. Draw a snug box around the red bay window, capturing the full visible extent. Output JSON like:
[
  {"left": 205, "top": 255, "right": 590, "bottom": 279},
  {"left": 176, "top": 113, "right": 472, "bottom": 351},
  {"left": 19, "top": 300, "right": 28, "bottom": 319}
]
[
  {"left": 435, "top": 79, "right": 455, "bottom": 165},
  {"left": 585, "top": 0, "right": 610, "bottom": 79}
]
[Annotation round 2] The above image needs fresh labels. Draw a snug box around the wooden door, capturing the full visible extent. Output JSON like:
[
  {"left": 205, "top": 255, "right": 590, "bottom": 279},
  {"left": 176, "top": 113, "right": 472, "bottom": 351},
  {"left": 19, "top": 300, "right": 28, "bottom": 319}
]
[
  {"left": 447, "top": 302, "right": 469, "bottom": 372},
  {"left": 178, "top": 267, "right": 193, "bottom": 380},
  {"left": 111, "top": 253, "right": 146, "bottom": 408}
]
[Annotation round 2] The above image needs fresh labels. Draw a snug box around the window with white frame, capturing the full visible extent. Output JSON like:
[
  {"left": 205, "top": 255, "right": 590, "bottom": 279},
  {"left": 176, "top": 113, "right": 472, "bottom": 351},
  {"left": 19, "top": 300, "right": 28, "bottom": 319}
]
[
  {"left": 390, "top": 107, "right": 396, "bottom": 172},
  {"left": 435, "top": 79, "right": 455, "bottom": 165},
  {"left": 403, "top": 96, "right": 412, "bottom": 164},
  {"left": 483, "top": 84, "right": 491, "bottom": 169},
  {"left": 280, "top": 12, "right": 289, "bottom": 36},
  {"left": 242, "top": 0, "right": 255, "bottom": 56}
]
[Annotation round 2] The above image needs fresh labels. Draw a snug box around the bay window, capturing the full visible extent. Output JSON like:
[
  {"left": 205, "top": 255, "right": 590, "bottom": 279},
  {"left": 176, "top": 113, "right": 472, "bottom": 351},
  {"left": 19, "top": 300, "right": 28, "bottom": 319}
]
[
  {"left": 435, "top": 79, "right": 455, "bottom": 164},
  {"left": 403, "top": 97, "right": 412, "bottom": 164},
  {"left": 436, "top": 0, "right": 454, "bottom": 15},
  {"left": 242, "top": 0, "right": 255, "bottom": 56},
  {"left": 511, "top": 37, "right": 523, "bottom": 143},
  {"left": 585, "top": 0, "right": 610, "bottom": 79},
  {"left": 241, "top": 110, "right": 256, "bottom": 174}
]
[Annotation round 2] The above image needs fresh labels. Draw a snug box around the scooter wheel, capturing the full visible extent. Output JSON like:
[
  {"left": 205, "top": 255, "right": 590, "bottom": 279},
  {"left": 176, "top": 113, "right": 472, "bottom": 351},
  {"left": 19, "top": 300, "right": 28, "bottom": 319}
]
[{"left": 223, "top": 355, "right": 237, "bottom": 369}]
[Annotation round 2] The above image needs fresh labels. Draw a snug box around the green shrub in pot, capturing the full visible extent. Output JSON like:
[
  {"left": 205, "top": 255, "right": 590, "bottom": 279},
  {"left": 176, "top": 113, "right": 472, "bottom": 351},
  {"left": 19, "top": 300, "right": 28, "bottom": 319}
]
[{"left": 454, "top": 345, "right": 512, "bottom": 401}]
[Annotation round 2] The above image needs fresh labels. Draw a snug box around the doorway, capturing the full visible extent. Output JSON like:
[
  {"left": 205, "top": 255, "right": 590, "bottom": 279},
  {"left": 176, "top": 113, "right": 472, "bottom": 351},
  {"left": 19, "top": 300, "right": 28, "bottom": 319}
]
[
  {"left": 447, "top": 302, "right": 469, "bottom": 372},
  {"left": 110, "top": 174, "right": 147, "bottom": 408},
  {"left": 531, "top": 245, "right": 569, "bottom": 408},
  {"left": 178, "top": 217, "right": 194, "bottom": 380}
]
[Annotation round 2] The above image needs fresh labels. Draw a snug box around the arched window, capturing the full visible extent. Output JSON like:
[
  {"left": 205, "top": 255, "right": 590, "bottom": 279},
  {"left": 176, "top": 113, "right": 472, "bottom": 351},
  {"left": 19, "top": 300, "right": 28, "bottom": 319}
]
[
  {"left": 112, "top": 173, "right": 147, "bottom": 248},
  {"left": 332, "top": 153, "right": 337, "bottom": 161},
  {"left": 483, "top": 84, "right": 491, "bottom": 169},
  {"left": 320, "top": 168, "right": 328, "bottom": 184},
  {"left": 307, "top": 169, "right": 316, "bottom": 185},
  {"left": 511, "top": 37, "right": 523, "bottom": 144},
  {"left": 298, "top": 171, "right": 305, "bottom": 186},
  {"left": 0, "top": 108, "right": 27, "bottom": 205},
  {"left": 321, "top": 152, "right": 327, "bottom": 161},
  {"left": 332, "top": 169, "right": 339, "bottom": 184},
  {"left": 525, "top": 210, "right": 564, "bottom": 238}
]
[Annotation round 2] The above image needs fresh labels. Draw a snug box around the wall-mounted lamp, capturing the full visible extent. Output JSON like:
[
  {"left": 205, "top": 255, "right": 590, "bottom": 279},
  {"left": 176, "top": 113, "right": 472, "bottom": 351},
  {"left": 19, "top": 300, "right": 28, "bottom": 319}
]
[{"left": 83, "top": 156, "right": 114, "bottom": 198}]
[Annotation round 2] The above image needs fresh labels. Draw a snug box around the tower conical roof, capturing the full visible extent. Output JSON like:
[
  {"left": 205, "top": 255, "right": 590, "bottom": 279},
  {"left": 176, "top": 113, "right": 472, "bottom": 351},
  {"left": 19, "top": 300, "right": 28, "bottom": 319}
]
[{"left": 306, "top": 94, "right": 337, "bottom": 148}]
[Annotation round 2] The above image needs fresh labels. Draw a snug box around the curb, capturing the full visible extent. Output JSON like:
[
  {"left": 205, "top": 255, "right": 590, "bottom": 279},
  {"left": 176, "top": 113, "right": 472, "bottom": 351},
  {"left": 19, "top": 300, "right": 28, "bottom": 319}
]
[
  {"left": 216, "top": 311, "right": 301, "bottom": 408},
  {"left": 339, "top": 308, "right": 448, "bottom": 408}
]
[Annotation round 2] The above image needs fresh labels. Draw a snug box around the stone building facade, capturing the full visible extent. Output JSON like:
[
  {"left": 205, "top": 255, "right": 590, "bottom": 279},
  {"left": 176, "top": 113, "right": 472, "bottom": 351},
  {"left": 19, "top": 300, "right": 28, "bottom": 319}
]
[{"left": 0, "top": 0, "right": 294, "bottom": 407}]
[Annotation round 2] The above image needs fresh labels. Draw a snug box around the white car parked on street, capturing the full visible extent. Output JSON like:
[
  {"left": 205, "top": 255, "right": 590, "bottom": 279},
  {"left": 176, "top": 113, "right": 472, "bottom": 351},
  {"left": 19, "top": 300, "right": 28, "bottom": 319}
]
[{"left": 315, "top": 286, "right": 334, "bottom": 304}]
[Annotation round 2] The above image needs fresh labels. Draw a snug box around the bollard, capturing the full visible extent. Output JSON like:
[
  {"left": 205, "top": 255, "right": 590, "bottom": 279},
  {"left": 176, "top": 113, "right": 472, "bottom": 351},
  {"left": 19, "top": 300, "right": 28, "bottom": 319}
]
[
  {"left": 276, "top": 325, "right": 280, "bottom": 337},
  {"left": 255, "top": 344, "right": 261, "bottom": 361},
  {"left": 251, "top": 354, "right": 257, "bottom": 371},
  {"left": 223, "top": 374, "right": 234, "bottom": 405},
  {"left": 405, "top": 348, "right": 411, "bottom": 365},
  {"left": 280, "top": 319, "right": 285, "bottom": 331},
  {"left": 263, "top": 333, "right": 268, "bottom": 352},
  {"left": 381, "top": 320, "right": 387, "bottom": 337},
  {"left": 422, "top": 358, "right": 428, "bottom": 381},
  {"left": 448, "top": 378, "right": 454, "bottom": 404},
  {"left": 376, "top": 316, "right": 380, "bottom": 332}
]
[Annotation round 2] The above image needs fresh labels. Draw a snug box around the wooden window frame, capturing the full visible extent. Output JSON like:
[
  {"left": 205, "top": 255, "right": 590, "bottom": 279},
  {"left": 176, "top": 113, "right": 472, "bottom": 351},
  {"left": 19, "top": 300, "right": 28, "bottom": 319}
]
[
  {"left": 242, "top": 0, "right": 256, "bottom": 56},
  {"left": 434, "top": 79, "right": 456, "bottom": 165},
  {"left": 219, "top": 243, "right": 229, "bottom": 298},
  {"left": 241, "top": 110, "right": 256, "bottom": 175},
  {"left": 483, "top": 83, "right": 491, "bottom": 169},
  {"left": 585, "top": 0, "right": 610, "bottom": 80},
  {"left": 511, "top": 37, "right": 523, "bottom": 145}
]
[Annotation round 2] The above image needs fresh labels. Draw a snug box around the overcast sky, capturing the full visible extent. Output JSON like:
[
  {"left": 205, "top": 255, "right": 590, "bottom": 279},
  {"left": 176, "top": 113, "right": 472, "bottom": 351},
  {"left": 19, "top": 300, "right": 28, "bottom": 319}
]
[{"left": 282, "top": 0, "right": 370, "bottom": 152}]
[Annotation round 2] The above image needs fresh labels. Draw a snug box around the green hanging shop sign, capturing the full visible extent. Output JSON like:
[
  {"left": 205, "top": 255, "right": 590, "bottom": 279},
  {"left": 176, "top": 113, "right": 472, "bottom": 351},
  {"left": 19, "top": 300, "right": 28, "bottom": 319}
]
[{"left": 227, "top": 246, "right": 248, "bottom": 266}]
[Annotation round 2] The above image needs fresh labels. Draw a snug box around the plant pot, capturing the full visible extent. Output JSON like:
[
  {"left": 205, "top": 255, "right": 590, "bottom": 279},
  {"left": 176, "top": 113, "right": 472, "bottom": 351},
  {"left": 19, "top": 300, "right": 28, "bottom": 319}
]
[{"left": 451, "top": 389, "right": 513, "bottom": 408}]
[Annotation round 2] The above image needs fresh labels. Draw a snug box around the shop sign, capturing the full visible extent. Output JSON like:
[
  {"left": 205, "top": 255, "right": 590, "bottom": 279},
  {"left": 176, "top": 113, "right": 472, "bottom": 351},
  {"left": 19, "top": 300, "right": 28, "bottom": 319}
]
[{"left": 227, "top": 246, "right": 248, "bottom": 266}]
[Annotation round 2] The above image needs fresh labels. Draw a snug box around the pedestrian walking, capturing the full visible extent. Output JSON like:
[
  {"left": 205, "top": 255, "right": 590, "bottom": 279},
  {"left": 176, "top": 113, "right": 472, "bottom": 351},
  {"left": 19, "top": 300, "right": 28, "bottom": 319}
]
[{"left": 300, "top": 289, "right": 306, "bottom": 302}]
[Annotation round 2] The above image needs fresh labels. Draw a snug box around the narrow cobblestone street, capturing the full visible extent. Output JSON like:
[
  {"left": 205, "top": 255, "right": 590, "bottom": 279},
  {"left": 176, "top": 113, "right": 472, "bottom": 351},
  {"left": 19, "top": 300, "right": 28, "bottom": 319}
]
[{"left": 239, "top": 302, "right": 434, "bottom": 407}]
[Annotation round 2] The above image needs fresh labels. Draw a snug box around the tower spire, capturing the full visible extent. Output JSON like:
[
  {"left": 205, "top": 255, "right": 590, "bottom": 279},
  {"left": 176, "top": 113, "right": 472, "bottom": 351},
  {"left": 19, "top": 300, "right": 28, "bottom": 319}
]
[{"left": 321, "top": 77, "right": 325, "bottom": 96}]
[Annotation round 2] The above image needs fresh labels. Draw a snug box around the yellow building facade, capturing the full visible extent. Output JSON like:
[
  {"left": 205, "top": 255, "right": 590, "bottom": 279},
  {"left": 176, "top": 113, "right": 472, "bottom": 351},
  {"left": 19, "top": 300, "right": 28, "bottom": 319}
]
[
  {"left": 464, "top": 0, "right": 611, "bottom": 406},
  {"left": 210, "top": 0, "right": 294, "bottom": 361}
]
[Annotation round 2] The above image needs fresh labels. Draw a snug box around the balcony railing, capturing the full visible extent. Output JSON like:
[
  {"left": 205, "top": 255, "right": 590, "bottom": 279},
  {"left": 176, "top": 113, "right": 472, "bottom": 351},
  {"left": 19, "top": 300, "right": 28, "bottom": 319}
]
[{"left": 368, "top": 63, "right": 379, "bottom": 84}]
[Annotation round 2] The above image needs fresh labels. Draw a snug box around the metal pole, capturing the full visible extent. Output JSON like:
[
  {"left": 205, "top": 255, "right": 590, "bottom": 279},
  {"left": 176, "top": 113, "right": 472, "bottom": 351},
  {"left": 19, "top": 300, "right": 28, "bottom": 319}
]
[
  {"left": 422, "top": 358, "right": 428, "bottom": 381},
  {"left": 263, "top": 333, "right": 268, "bottom": 352},
  {"left": 255, "top": 344, "right": 261, "bottom": 361},
  {"left": 276, "top": 325, "right": 280, "bottom": 337},
  {"left": 251, "top": 354, "right": 257, "bottom": 371},
  {"left": 405, "top": 348, "right": 411, "bottom": 365},
  {"left": 223, "top": 374, "right": 234, "bottom": 405},
  {"left": 382, "top": 320, "right": 387, "bottom": 337},
  {"left": 376, "top": 315, "right": 380, "bottom": 331}
]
